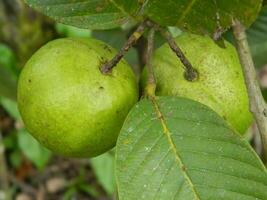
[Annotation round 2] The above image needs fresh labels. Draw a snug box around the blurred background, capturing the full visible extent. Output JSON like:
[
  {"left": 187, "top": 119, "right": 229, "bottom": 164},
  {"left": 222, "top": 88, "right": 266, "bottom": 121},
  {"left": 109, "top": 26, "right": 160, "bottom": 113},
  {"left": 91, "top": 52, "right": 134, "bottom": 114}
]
[{"left": 1, "top": 0, "right": 267, "bottom": 200}]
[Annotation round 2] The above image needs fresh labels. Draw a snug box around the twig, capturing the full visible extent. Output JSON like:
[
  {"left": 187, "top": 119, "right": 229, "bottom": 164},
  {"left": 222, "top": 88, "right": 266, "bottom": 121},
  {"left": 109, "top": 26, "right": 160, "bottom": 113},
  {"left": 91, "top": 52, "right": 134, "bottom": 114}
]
[
  {"left": 0, "top": 130, "right": 10, "bottom": 200},
  {"left": 100, "top": 20, "right": 148, "bottom": 74},
  {"left": 145, "top": 28, "right": 156, "bottom": 98},
  {"left": 150, "top": 22, "right": 198, "bottom": 81},
  {"left": 232, "top": 20, "right": 267, "bottom": 162}
]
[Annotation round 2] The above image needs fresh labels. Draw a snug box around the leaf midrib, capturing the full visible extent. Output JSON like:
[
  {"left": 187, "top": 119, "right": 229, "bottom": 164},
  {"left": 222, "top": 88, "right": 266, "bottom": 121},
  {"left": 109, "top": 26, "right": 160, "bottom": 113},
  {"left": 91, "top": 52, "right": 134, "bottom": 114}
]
[
  {"left": 151, "top": 97, "right": 201, "bottom": 200},
  {"left": 176, "top": 0, "right": 199, "bottom": 25}
]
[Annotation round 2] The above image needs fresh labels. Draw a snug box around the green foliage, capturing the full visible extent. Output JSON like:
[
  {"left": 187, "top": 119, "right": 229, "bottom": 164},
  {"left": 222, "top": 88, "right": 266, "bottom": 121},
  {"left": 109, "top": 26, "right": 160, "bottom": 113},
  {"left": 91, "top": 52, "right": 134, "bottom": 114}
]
[
  {"left": 2, "top": 2, "right": 267, "bottom": 199},
  {"left": 25, "top": 0, "right": 262, "bottom": 36},
  {"left": 113, "top": 0, "right": 262, "bottom": 37},
  {"left": 247, "top": 6, "right": 267, "bottom": 68},
  {"left": 63, "top": 169, "right": 100, "bottom": 199},
  {"left": 25, "top": 0, "right": 130, "bottom": 30},
  {"left": 3, "top": 132, "right": 22, "bottom": 168},
  {"left": 0, "top": 44, "right": 17, "bottom": 75},
  {"left": 0, "top": 97, "right": 52, "bottom": 170},
  {"left": 18, "top": 129, "right": 52, "bottom": 170},
  {"left": 56, "top": 23, "right": 92, "bottom": 38},
  {"left": 116, "top": 97, "right": 267, "bottom": 199},
  {"left": 224, "top": 6, "right": 267, "bottom": 68},
  {"left": 0, "top": 44, "right": 17, "bottom": 100},
  {"left": 91, "top": 152, "right": 116, "bottom": 195},
  {"left": 247, "top": 6, "right": 267, "bottom": 44},
  {"left": 0, "top": 97, "right": 20, "bottom": 120}
]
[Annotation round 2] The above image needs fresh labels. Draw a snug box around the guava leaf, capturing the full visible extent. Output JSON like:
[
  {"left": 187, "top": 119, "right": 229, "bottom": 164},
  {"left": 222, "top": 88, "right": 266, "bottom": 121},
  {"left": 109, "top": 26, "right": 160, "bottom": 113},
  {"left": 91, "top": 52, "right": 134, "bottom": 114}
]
[
  {"left": 112, "top": 0, "right": 262, "bottom": 37},
  {"left": 0, "top": 66, "right": 17, "bottom": 101},
  {"left": 90, "top": 152, "right": 116, "bottom": 195},
  {"left": 18, "top": 129, "right": 52, "bottom": 170},
  {"left": 116, "top": 96, "right": 267, "bottom": 200},
  {"left": 247, "top": 6, "right": 267, "bottom": 44},
  {"left": 0, "top": 44, "right": 17, "bottom": 100},
  {"left": 24, "top": 0, "right": 130, "bottom": 30},
  {"left": 246, "top": 6, "right": 267, "bottom": 68}
]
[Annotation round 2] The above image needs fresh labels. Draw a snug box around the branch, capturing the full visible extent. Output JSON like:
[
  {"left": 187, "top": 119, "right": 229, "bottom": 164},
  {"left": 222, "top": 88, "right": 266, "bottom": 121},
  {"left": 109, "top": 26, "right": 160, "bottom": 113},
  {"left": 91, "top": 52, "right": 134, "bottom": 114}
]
[
  {"left": 150, "top": 22, "right": 198, "bottom": 81},
  {"left": 232, "top": 20, "right": 267, "bottom": 162},
  {"left": 100, "top": 20, "right": 148, "bottom": 74},
  {"left": 145, "top": 28, "right": 156, "bottom": 98}
]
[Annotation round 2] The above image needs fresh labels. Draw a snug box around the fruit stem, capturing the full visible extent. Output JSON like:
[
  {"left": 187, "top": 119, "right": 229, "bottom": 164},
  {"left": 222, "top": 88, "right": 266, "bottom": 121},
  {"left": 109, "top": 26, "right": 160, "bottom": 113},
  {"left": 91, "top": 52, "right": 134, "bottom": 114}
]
[
  {"left": 145, "top": 28, "right": 156, "bottom": 98},
  {"left": 233, "top": 19, "right": 267, "bottom": 163},
  {"left": 151, "top": 22, "right": 198, "bottom": 81},
  {"left": 100, "top": 20, "right": 148, "bottom": 74}
]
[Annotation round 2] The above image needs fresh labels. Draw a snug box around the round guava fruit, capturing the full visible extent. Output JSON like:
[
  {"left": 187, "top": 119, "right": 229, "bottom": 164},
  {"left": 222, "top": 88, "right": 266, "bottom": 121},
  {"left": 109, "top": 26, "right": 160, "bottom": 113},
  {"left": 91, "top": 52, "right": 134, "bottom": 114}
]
[
  {"left": 141, "top": 33, "right": 252, "bottom": 134},
  {"left": 17, "top": 38, "right": 138, "bottom": 157}
]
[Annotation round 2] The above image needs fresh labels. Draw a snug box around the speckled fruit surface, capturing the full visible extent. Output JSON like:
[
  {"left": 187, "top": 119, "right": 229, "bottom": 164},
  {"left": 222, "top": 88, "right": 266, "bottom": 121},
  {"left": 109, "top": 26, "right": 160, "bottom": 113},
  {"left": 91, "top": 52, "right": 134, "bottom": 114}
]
[
  {"left": 141, "top": 33, "right": 252, "bottom": 134},
  {"left": 18, "top": 38, "right": 138, "bottom": 157}
]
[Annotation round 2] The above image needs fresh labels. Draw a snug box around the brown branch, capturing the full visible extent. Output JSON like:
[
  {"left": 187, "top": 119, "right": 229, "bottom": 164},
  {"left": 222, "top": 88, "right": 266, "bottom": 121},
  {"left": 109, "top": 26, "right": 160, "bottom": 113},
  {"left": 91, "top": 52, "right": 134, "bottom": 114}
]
[
  {"left": 150, "top": 22, "right": 198, "bottom": 81},
  {"left": 145, "top": 28, "right": 156, "bottom": 98},
  {"left": 233, "top": 20, "right": 267, "bottom": 162},
  {"left": 100, "top": 20, "right": 148, "bottom": 74}
]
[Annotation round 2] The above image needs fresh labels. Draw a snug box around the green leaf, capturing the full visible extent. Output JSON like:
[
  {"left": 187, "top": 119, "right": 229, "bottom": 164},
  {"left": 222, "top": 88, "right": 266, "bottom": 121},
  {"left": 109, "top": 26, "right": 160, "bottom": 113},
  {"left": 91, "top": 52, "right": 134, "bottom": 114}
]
[
  {"left": 63, "top": 187, "right": 77, "bottom": 200},
  {"left": 0, "top": 66, "right": 17, "bottom": 100},
  {"left": 0, "top": 44, "right": 17, "bottom": 75},
  {"left": 0, "top": 97, "right": 21, "bottom": 120},
  {"left": 18, "top": 129, "right": 52, "bottom": 170},
  {"left": 246, "top": 6, "right": 267, "bottom": 68},
  {"left": 91, "top": 152, "right": 116, "bottom": 195},
  {"left": 0, "top": 44, "right": 17, "bottom": 100},
  {"left": 223, "top": 6, "right": 267, "bottom": 68},
  {"left": 56, "top": 23, "right": 92, "bottom": 38},
  {"left": 113, "top": 0, "right": 262, "bottom": 37},
  {"left": 116, "top": 96, "right": 267, "bottom": 200},
  {"left": 9, "top": 150, "right": 23, "bottom": 168},
  {"left": 247, "top": 6, "right": 267, "bottom": 44},
  {"left": 25, "top": 0, "right": 129, "bottom": 30},
  {"left": 78, "top": 184, "right": 100, "bottom": 198}
]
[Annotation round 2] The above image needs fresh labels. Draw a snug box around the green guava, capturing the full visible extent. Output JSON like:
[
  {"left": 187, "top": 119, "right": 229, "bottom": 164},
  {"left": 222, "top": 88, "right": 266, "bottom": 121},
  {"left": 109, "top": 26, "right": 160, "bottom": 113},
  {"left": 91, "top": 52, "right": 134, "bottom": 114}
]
[
  {"left": 17, "top": 38, "right": 138, "bottom": 157},
  {"left": 141, "top": 33, "right": 252, "bottom": 134}
]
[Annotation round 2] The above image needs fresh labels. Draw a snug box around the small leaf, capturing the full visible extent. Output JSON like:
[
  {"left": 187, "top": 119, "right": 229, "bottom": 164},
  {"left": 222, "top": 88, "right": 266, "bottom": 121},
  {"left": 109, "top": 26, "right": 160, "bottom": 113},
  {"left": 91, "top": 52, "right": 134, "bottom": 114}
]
[
  {"left": 0, "top": 97, "right": 21, "bottom": 120},
  {"left": 0, "top": 44, "right": 17, "bottom": 75},
  {"left": 25, "top": 0, "right": 130, "bottom": 30},
  {"left": 78, "top": 184, "right": 100, "bottom": 198},
  {"left": 56, "top": 23, "right": 92, "bottom": 38},
  {"left": 246, "top": 6, "right": 267, "bottom": 68},
  {"left": 0, "top": 44, "right": 17, "bottom": 100},
  {"left": 18, "top": 129, "right": 52, "bottom": 170},
  {"left": 91, "top": 152, "right": 116, "bottom": 195},
  {"left": 247, "top": 6, "right": 267, "bottom": 44},
  {"left": 9, "top": 150, "right": 23, "bottom": 168},
  {"left": 116, "top": 97, "right": 267, "bottom": 199}
]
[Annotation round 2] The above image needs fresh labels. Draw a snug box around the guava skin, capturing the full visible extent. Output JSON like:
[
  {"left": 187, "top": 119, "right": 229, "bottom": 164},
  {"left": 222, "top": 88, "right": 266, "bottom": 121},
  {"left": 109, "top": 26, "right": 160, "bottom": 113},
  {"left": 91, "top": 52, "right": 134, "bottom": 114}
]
[
  {"left": 142, "top": 33, "right": 252, "bottom": 134},
  {"left": 17, "top": 38, "right": 138, "bottom": 157}
]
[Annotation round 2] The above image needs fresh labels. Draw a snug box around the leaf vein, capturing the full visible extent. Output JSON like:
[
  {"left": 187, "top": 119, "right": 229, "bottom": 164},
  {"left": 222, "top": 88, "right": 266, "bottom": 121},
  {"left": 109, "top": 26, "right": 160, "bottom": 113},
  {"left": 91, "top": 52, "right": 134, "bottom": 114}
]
[{"left": 151, "top": 98, "right": 201, "bottom": 200}]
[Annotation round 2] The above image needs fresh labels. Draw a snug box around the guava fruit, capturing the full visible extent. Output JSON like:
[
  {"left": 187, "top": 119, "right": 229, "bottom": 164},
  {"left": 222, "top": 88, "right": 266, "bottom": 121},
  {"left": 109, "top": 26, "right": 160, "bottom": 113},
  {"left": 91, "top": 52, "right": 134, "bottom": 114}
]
[
  {"left": 17, "top": 38, "right": 138, "bottom": 157},
  {"left": 141, "top": 33, "right": 252, "bottom": 134}
]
